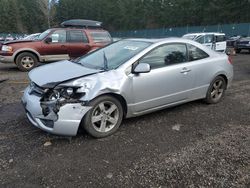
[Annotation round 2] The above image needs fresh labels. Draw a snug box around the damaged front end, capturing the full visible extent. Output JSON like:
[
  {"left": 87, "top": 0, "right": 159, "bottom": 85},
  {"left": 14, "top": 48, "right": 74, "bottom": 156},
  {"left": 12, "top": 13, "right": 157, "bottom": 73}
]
[
  {"left": 39, "top": 86, "right": 85, "bottom": 120},
  {"left": 22, "top": 82, "right": 92, "bottom": 136}
]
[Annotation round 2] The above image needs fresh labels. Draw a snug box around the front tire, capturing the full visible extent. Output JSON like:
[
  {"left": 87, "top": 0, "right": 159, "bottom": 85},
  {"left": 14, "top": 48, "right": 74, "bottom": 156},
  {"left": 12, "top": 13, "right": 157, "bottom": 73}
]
[
  {"left": 82, "top": 95, "right": 123, "bottom": 138},
  {"left": 205, "top": 76, "right": 227, "bottom": 104},
  {"left": 16, "top": 52, "right": 38, "bottom": 72}
]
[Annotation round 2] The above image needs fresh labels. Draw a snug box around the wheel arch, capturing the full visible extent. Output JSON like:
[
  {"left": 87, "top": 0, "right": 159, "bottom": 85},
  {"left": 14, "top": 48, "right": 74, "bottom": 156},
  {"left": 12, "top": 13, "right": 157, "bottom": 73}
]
[
  {"left": 90, "top": 93, "right": 128, "bottom": 118},
  {"left": 14, "top": 49, "right": 41, "bottom": 64},
  {"left": 218, "top": 74, "right": 228, "bottom": 86},
  {"left": 213, "top": 74, "right": 228, "bottom": 89}
]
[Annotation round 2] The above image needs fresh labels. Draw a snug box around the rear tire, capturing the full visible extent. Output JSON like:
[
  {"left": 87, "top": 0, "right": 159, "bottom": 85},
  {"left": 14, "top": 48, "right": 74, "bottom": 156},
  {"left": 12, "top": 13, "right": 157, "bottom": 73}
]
[
  {"left": 16, "top": 52, "right": 38, "bottom": 72},
  {"left": 82, "top": 95, "right": 123, "bottom": 138},
  {"left": 205, "top": 76, "right": 226, "bottom": 104}
]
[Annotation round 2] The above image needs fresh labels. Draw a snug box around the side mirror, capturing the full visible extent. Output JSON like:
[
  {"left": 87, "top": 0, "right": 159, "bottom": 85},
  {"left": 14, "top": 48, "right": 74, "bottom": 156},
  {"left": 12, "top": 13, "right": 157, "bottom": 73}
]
[
  {"left": 44, "top": 37, "right": 52, "bottom": 43},
  {"left": 133, "top": 63, "right": 151, "bottom": 74}
]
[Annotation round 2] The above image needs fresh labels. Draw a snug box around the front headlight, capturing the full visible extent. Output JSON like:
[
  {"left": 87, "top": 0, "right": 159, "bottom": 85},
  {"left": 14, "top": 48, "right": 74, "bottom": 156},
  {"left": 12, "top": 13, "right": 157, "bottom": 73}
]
[
  {"left": 1, "top": 45, "right": 13, "bottom": 52},
  {"left": 46, "top": 87, "right": 85, "bottom": 101},
  {"left": 48, "top": 90, "right": 60, "bottom": 101},
  {"left": 66, "top": 87, "right": 74, "bottom": 96}
]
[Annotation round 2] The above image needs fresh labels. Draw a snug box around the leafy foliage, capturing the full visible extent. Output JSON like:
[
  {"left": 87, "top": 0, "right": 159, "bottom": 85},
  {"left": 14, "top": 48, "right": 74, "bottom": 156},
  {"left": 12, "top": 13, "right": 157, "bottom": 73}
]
[{"left": 0, "top": 0, "right": 250, "bottom": 33}]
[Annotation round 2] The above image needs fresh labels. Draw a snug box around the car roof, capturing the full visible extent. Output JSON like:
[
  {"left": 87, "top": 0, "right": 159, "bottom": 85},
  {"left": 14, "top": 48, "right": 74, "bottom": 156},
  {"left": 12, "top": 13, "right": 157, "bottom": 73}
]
[
  {"left": 49, "top": 27, "right": 107, "bottom": 32},
  {"left": 123, "top": 37, "right": 219, "bottom": 57},
  {"left": 184, "top": 32, "right": 225, "bottom": 36},
  {"left": 125, "top": 37, "right": 196, "bottom": 44}
]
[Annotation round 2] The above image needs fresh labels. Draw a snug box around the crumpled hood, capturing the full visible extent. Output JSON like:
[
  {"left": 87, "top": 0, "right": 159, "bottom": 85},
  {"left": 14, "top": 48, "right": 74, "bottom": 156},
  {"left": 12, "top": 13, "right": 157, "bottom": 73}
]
[{"left": 29, "top": 60, "right": 101, "bottom": 88}]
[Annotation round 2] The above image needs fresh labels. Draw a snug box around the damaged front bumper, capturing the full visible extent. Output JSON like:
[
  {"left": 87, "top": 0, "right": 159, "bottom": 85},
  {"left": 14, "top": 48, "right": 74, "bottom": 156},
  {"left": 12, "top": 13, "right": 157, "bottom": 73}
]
[{"left": 22, "top": 86, "right": 91, "bottom": 136}]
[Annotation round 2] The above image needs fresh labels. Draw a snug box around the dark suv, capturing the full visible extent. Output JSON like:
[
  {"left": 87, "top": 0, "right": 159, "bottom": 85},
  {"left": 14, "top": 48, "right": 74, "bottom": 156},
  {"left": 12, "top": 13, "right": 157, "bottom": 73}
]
[
  {"left": 235, "top": 37, "right": 250, "bottom": 53},
  {"left": 0, "top": 20, "right": 112, "bottom": 71}
]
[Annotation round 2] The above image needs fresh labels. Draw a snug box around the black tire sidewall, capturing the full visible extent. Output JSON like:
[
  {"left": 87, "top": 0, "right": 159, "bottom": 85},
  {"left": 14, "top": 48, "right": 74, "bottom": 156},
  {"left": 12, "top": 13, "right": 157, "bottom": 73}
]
[
  {"left": 205, "top": 76, "right": 226, "bottom": 104},
  {"left": 82, "top": 95, "right": 123, "bottom": 138},
  {"left": 16, "top": 52, "right": 38, "bottom": 71}
]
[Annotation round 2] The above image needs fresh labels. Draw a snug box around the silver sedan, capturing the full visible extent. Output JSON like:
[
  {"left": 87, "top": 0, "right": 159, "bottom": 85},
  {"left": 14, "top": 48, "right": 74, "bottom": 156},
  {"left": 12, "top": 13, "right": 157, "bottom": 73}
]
[{"left": 22, "top": 38, "right": 233, "bottom": 138}]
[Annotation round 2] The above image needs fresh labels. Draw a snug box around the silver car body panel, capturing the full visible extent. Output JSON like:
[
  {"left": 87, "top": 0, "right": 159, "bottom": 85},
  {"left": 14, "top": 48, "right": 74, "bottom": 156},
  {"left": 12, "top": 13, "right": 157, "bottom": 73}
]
[
  {"left": 29, "top": 60, "right": 101, "bottom": 88},
  {"left": 22, "top": 38, "right": 233, "bottom": 136},
  {"left": 22, "top": 87, "right": 92, "bottom": 136}
]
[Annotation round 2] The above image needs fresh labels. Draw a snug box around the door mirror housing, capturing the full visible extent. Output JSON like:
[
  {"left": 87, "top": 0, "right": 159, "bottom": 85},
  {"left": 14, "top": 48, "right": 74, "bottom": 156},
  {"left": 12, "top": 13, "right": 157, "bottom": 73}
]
[
  {"left": 44, "top": 37, "right": 52, "bottom": 43},
  {"left": 133, "top": 63, "right": 151, "bottom": 74}
]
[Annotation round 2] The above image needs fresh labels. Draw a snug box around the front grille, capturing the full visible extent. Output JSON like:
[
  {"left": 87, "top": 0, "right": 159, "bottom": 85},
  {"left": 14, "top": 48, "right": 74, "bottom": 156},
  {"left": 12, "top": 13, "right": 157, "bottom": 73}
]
[
  {"left": 42, "top": 106, "right": 50, "bottom": 116},
  {"left": 40, "top": 119, "right": 54, "bottom": 128}
]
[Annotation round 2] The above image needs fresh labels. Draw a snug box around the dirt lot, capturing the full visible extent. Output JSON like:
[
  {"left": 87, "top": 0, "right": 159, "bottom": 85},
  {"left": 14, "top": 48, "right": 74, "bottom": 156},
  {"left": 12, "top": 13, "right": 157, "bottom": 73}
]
[{"left": 0, "top": 54, "right": 249, "bottom": 187}]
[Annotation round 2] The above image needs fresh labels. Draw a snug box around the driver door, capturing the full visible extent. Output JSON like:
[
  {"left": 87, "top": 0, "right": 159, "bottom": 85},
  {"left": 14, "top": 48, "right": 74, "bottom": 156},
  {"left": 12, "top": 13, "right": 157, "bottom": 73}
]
[
  {"left": 40, "top": 29, "right": 70, "bottom": 62},
  {"left": 130, "top": 43, "right": 195, "bottom": 113}
]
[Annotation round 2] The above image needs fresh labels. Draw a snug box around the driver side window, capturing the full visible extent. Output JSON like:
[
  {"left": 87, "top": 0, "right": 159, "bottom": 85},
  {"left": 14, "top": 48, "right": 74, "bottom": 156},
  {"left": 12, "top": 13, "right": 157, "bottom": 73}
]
[
  {"left": 139, "top": 43, "right": 187, "bottom": 69},
  {"left": 50, "top": 30, "right": 66, "bottom": 43}
]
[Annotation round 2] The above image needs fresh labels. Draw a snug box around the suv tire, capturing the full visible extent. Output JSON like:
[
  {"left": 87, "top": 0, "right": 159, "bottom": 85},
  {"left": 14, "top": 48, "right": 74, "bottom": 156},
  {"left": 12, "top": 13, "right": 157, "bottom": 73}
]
[{"left": 16, "top": 52, "right": 38, "bottom": 72}]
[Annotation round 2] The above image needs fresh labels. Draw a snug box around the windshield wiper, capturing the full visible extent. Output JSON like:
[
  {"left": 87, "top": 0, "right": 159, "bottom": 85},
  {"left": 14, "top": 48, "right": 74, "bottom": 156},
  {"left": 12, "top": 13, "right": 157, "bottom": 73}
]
[{"left": 103, "top": 51, "right": 108, "bottom": 71}]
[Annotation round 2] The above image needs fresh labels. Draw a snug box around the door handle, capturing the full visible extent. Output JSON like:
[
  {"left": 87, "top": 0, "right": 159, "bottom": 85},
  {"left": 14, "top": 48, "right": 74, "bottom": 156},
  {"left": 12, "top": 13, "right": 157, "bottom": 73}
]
[
  {"left": 61, "top": 45, "right": 66, "bottom": 48},
  {"left": 180, "top": 67, "right": 191, "bottom": 73}
]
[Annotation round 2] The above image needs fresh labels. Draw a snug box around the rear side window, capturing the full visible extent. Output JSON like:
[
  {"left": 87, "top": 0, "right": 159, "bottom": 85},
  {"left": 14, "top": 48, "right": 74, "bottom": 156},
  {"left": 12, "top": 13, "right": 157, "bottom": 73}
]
[
  {"left": 216, "top": 35, "right": 226, "bottom": 42},
  {"left": 90, "top": 31, "right": 112, "bottom": 43},
  {"left": 68, "top": 30, "right": 88, "bottom": 43},
  {"left": 188, "top": 44, "right": 209, "bottom": 61}
]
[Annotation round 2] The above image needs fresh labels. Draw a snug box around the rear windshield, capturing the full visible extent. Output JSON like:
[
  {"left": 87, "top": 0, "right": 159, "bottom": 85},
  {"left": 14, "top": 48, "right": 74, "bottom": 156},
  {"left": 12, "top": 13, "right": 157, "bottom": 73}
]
[
  {"left": 215, "top": 35, "right": 226, "bottom": 42},
  {"left": 90, "top": 31, "right": 112, "bottom": 43}
]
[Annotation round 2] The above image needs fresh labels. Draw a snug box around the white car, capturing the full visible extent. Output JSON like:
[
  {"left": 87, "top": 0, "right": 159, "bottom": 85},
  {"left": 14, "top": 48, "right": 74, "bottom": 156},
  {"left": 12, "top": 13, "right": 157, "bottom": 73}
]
[{"left": 183, "top": 32, "right": 227, "bottom": 52}]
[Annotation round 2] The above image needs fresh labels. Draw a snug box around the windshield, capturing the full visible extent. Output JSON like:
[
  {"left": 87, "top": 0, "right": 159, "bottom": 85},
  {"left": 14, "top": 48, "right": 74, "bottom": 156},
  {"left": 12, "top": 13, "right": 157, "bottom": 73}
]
[
  {"left": 37, "top": 29, "right": 51, "bottom": 40},
  {"left": 76, "top": 40, "right": 152, "bottom": 70}
]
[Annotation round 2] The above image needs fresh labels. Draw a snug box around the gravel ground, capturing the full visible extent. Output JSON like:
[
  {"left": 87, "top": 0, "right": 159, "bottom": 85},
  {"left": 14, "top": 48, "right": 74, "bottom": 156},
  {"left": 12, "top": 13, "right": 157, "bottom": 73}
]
[{"left": 0, "top": 54, "right": 249, "bottom": 187}]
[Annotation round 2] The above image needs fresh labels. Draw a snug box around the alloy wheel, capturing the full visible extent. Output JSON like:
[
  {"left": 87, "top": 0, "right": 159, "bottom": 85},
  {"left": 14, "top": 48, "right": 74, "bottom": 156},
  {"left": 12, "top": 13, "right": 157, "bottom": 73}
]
[
  {"left": 210, "top": 79, "right": 224, "bottom": 100},
  {"left": 91, "top": 101, "right": 119, "bottom": 133},
  {"left": 20, "top": 56, "right": 34, "bottom": 68}
]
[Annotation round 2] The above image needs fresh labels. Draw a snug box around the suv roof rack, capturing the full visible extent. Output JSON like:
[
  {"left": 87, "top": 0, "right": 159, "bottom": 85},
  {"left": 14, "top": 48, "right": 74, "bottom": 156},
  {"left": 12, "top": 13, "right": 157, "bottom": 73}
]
[{"left": 61, "top": 19, "right": 102, "bottom": 29}]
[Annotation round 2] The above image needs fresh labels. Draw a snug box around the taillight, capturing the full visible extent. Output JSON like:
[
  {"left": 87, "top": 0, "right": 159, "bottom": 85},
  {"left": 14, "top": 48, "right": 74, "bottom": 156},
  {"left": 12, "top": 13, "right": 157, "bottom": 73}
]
[{"left": 228, "top": 56, "right": 233, "bottom": 64}]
